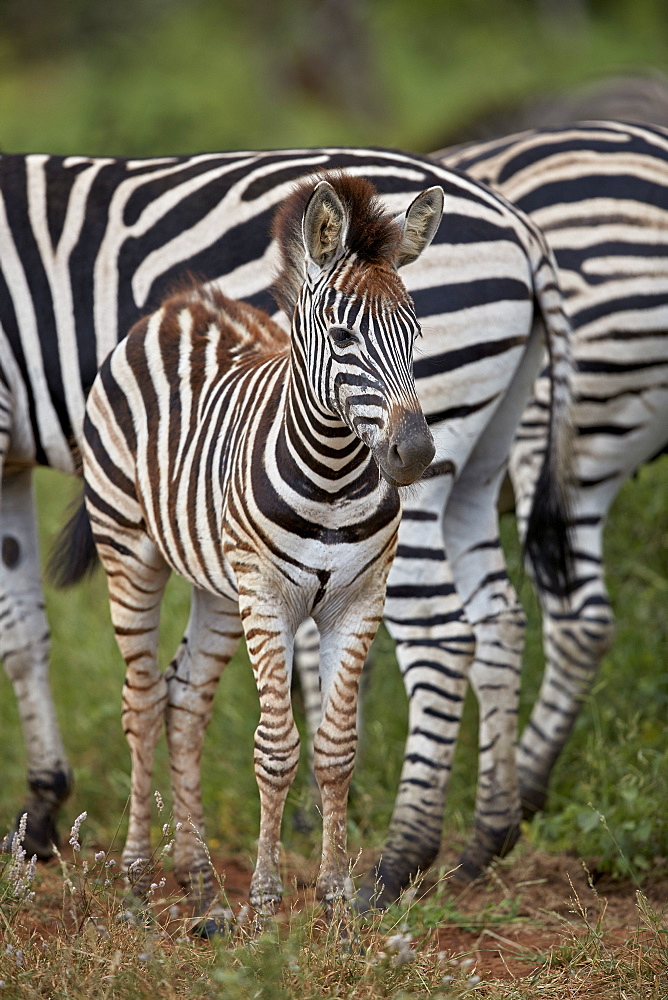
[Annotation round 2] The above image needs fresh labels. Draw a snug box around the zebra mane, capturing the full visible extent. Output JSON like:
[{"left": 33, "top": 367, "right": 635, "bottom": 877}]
[
  {"left": 271, "top": 171, "right": 402, "bottom": 316},
  {"left": 137, "top": 280, "right": 290, "bottom": 364}
]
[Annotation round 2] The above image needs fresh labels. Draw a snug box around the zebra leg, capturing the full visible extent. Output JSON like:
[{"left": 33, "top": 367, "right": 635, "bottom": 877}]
[
  {"left": 356, "top": 488, "right": 475, "bottom": 910},
  {"left": 294, "top": 617, "right": 322, "bottom": 752},
  {"left": 442, "top": 456, "right": 533, "bottom": 880},
  {"left": 517, "top": 575, "right": 614, "bottom": 816},
  {"left": 292, "top": 617, "right": 323, "bottom": 831},
  {"left": 238, "top": 594, "right": 301, "bottom": 916},
  {"left": 509, "top": 364, "right": 668, "bottom": 814},
  {"left": 164, "top": 587, "right": 243, "bottom": 932},
  {"left": 515, "top": 494, "right": 616, "bottom": 816},
  {"left": 96, "top": 531, "right": 171, "bottom": 899},
  {"left": 0, "top": 469, "right": 72, "bottom": 859},
  {"left": 443, "top": 484, "right": 526, "bottom": 879},
  {"left": 314, "top": 592, "right": 387, "bottom": 918}
]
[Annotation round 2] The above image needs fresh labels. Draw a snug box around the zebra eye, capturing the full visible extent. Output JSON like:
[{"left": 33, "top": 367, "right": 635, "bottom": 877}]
[{"left": 328, "top": 326, "right": 358, "bottom": 348}]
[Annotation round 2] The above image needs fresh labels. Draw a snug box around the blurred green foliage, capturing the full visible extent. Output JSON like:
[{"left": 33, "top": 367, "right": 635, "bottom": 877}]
[{"left": 0, "top": 0, "right": 667, "bottom": 156}]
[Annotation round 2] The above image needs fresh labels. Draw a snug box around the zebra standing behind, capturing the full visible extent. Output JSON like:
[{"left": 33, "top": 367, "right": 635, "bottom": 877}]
[
  {"left": 53, "top": 172, "right": 442, "bottom": 933},
  {"left": 436, "top": 121, "right": 668, "bottom": 819},
  {"left": 293, "top": 120, "right": 668, "bottom": 907},
  {"left": 0, "top": 144, "right": 574, "bottom": 871}
]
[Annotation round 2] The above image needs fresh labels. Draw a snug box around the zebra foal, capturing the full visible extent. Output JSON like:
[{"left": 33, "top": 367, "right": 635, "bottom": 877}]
[{"left": 55, "top": 172, "right": 442, "bottom": 930}]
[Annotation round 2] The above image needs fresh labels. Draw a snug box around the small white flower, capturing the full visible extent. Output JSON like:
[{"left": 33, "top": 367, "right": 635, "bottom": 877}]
[
  {"left": 68, "top": 812, "right": 87, "bottom": 851},
  {"left": 385, "top": 932, "right": 415, "bottom": 967},
  {"left": 95, "top": 851, "right": 106, "bottom": 862}
]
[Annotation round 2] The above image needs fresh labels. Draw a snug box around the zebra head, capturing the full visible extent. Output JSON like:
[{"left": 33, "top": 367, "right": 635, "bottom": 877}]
[{"left": 273, "top": 172, "right": 442, "bottom": 488}]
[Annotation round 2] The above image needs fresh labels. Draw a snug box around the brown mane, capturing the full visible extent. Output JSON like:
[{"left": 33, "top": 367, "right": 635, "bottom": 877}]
[
  {"left": 129, "top": 281, "right": 289, "bottom": 378},
  {"left": 271, "top": 171, "right": 402, "bottom": 316}
]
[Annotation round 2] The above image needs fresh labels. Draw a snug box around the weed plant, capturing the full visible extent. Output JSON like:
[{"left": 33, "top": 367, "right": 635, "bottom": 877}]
[{"left": 1, "top": 812, "right": 667, "bottom": 999}]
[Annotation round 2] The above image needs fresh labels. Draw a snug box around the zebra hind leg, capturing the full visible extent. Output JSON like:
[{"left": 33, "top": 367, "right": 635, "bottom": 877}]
[
  {"left": 1, "top": 470, "right": 73, "bottom": 860},
  {"left": 165, "top": 589, "right": 243, "bottom": 937},
  {"left": 92, "top": 528, "right": 171, "bottom": 908},
  {"left": 517, "top": 585, "right": 614, "bottom": 817}
]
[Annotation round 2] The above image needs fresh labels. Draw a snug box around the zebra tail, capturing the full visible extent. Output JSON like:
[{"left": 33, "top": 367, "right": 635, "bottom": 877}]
[
  {"left": 47, "top": 492, "right": 99, "bottom": 589},
  {"left": 523, "top": 229, "right": 577, "bottom": 598}
]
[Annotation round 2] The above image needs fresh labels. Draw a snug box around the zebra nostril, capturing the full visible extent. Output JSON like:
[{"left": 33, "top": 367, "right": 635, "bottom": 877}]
[{"left": 390, "top": 442, "right": 405, "bottom": 468}]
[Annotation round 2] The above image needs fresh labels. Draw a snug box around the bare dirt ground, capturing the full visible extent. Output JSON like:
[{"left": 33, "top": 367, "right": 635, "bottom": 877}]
[{"left": 19, "top": 842, "right": 668, "bottom": 982}]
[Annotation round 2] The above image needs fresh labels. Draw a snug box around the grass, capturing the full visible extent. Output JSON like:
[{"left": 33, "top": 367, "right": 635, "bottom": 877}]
[{"left": 1, "top": 817, "right": 667, "bottom": 999}]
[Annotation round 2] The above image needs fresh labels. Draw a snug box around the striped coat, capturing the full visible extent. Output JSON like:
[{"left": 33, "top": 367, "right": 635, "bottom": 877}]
[
  {"left": 57, "top": 173, "right": 441, "bottom": 930},
  {"left": 0, "top": 144, "right": 574, "bottom": 882}
]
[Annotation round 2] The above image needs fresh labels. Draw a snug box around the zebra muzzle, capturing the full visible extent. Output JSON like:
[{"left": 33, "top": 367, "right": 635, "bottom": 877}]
[{"left": 377, "top": 412, "right": 435, "bottom": 487}]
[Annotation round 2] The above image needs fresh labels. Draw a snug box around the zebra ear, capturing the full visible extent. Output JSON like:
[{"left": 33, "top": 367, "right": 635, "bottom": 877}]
[
  {"left": 394, "top": 186, "right": 444, "bottom": 269},
  {"left": 302, "top": 180, "right": 348, "bottom": 273}
]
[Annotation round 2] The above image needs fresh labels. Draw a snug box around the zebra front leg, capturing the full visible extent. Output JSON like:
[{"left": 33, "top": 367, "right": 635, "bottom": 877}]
[
  {"left": 239, "top": 596, "right": 301, "bottom": 916},
  {"left": 165, "top": 589, "right": 243, "bottom": 933},
  {"left": 0, "top": 470, "right": 72, "bottom": 859},
  {"left": 314, "top": 593, "right": 389, "bottom": 919}
]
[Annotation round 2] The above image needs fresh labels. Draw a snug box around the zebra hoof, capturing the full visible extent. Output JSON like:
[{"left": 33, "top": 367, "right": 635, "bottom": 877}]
[
  {"left": 519, "top": 783, "right": 549, "bottom": 820},
  {"left": 189, "top": 915, "right": 232, "bottom": 938},
  {"left": 456, "top": 820, "right": 522, "bottom": 882}
]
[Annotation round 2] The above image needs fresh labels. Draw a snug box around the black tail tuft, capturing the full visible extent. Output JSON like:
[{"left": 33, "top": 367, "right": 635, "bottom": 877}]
[
  {"left": 523, "top": 461, "right": 573, "bottom": 599},
  {"left": 47, "top": 492, "right": 99, "bottom": 589}
]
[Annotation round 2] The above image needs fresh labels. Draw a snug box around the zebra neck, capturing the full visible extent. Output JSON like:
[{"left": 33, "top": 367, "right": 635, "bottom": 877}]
[{"left": 275, "top": 354, "right": 381, "bottom": 501}]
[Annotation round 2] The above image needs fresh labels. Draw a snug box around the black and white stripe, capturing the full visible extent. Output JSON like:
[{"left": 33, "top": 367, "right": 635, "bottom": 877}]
[
  {"left": 437, "top": 119, "right": 668, "bottom": 817},
  {"left": 0, "top": 144, "right": 573, "bottom": 897}
]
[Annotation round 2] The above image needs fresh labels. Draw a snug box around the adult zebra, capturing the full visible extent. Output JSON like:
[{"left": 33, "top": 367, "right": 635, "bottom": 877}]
[
  {"left": 294, "top": 119, "right": 668, "bottom": 906},
  {"left": 0, "top": 144, "right": 573, "bottom": 873},
  {"left": 54, "top": 172, "right": 440, "bottom": 931},
  {"left": 435, "top": 119, "right": 668, "bottom": 820}
]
